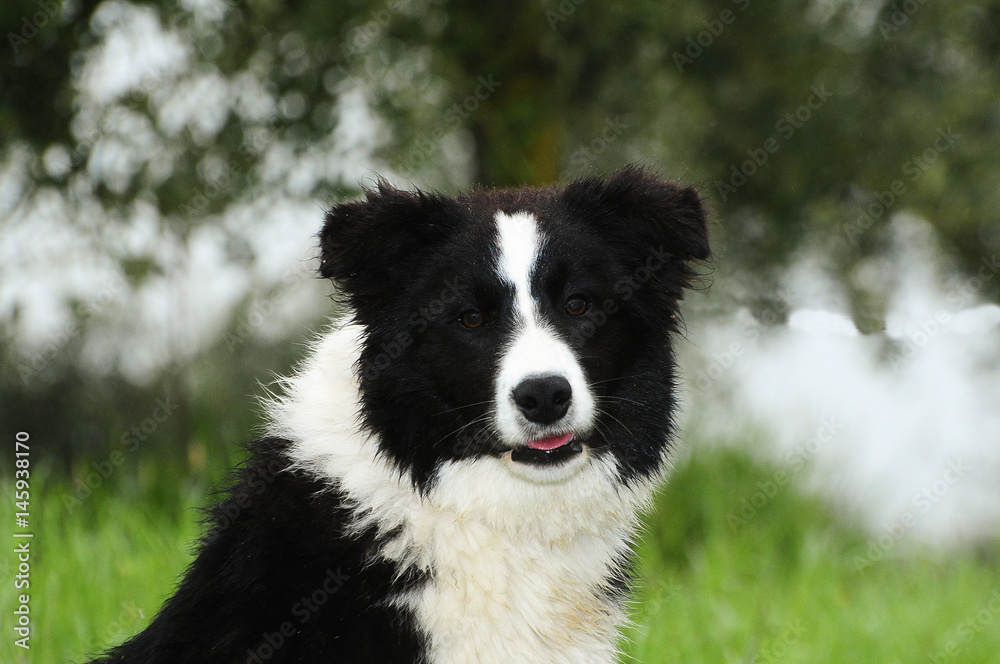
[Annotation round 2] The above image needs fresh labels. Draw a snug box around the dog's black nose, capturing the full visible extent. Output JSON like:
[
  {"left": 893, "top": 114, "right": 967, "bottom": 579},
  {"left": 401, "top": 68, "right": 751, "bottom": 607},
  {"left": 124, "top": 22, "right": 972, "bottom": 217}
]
[{"left": 512, "top": 375, "right": 572, "bottom": 424}]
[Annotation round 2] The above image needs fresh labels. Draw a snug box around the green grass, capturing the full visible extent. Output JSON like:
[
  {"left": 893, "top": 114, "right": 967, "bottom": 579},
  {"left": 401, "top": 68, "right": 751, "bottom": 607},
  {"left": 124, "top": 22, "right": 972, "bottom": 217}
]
[
  {"left": 625, "top": 451, "right": 1000, "bottom": 663},
  {"left": 1, "top": 457, "right": 214, "bottom": 664},
  {"left": 3, "top": 448, "right": 999, "bottom": 663}
]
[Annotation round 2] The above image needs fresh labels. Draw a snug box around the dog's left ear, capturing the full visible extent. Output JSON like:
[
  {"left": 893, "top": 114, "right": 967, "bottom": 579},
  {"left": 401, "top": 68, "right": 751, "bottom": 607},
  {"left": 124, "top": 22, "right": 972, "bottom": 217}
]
[
  {"left": 319, "top": 180, "right": 460, "bottom": 301},
  {"left": 561, "top": 164, "right": 710, "bottom": 264}
]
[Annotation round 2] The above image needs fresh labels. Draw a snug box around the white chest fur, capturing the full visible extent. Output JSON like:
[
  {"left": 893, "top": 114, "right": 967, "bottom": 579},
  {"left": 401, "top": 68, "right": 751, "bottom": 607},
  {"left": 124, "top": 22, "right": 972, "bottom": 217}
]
[
  {"left": 266, "top": 325, "right": 659, "bottom": 663},
  {"left": 402, "top": 505, "right": 626, "bottom": 664},
  {"left": 393, "top": 452, "right": 645, "bottom": 664}
]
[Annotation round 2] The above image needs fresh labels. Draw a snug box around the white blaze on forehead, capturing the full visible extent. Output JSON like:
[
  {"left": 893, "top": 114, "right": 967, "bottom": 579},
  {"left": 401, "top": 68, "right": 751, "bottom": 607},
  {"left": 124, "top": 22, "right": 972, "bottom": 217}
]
[
  {"left": 495, "top": 210, "right": 543, "bottom": 326},
  {"left": 493, "top": 210, "right": 595, "bottom": 445}
]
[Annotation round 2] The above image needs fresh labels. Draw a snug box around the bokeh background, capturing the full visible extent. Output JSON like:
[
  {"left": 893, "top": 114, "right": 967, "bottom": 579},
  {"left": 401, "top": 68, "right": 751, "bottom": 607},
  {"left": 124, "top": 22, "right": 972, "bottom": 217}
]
[{"left": 2, "top": 1, "right": 999, "bottom": 662}]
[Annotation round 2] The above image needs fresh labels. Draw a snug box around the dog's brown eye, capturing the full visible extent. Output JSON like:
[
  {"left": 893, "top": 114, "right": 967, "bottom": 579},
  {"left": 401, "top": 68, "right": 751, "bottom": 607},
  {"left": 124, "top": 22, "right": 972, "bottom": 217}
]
[
  {"left": 565, "top": 296, "right": 589, "bottom": 316},
  {"left": 459, "top": 310, "right": 484, "bottom": 329}
]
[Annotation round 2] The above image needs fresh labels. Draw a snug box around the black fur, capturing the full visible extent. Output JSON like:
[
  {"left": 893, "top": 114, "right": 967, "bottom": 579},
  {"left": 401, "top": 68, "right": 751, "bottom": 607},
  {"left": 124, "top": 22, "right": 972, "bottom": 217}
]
[
  {"left": 86, "top": 165, "right": 709, "bottom": 663},
  {"left": 88, "top": 439, "right": 426, "bottom": 663}
]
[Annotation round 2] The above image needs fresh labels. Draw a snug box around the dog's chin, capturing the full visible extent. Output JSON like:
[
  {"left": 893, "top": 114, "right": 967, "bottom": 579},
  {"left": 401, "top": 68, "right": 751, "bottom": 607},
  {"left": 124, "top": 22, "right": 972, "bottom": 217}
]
[{"left": 501, "top": 433, "right": 590, "bottom": 484}]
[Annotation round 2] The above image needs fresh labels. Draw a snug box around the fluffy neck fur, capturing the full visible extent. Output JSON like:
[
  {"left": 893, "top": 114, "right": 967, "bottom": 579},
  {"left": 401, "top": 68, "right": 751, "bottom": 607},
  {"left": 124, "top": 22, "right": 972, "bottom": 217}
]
[{"left": 265, "top": 321, "right": 664, "bottom": 664}]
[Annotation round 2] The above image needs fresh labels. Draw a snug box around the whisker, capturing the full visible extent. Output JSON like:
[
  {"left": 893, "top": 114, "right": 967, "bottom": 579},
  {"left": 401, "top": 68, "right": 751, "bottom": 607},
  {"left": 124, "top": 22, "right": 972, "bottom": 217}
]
[
  {"left": 596, "top": 395, "right": 646, "bottom": 408},
  {"left": 596, "top": 407, "right": 636, "bottom": 438},
  {"left": 586, "top": 419, "right": 615, "bottom": 451},
  {"left": 430, "top": 412, "right": 494, "bottom": 451},
  {"left": 587, "top": 371, "right": 657, "bottom": 388},
  {"left": 466, "top": 420, "right": 505, "bottom": 456},
  {"left": 431, "top": 400, "right": 496, "bottom": 417}
]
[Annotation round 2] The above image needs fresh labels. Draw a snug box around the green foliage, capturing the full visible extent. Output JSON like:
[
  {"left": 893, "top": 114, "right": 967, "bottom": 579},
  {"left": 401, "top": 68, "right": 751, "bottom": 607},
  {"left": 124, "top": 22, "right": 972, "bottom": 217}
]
[
  {"left": 630, "top": 449, "right": 1000, "bottom": 663},
  {"left": 0, "top": 458, "right": 211, "bottom": 664},
  {"left": 4, "top": 1, "right": 998, "bottom": 261},
  {"left": 3, "top": 447, "right": 998, "bottom": 663}
]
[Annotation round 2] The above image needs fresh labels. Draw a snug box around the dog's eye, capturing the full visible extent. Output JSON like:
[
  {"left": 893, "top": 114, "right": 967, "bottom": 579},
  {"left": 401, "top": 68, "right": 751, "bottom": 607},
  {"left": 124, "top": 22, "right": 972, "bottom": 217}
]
[
  {"left": 459, "top": 310, "right": 484, "bottom": 329},
  {"left": 564, "top": 296, "right": 589, "bottom": 316}
]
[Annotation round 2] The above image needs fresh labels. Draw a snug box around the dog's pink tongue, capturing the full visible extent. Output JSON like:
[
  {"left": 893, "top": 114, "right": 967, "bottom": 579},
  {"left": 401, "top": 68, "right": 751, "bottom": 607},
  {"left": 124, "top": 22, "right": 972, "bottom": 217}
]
[{"left": 525, "top": 433, "right": 574, "bottom": 451}]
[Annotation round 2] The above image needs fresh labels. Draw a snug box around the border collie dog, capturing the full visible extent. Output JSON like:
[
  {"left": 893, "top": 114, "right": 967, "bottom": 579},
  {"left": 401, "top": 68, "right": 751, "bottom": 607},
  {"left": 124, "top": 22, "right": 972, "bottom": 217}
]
[{"left": 89, "top": 165, "right": 709, "bottom": 664}]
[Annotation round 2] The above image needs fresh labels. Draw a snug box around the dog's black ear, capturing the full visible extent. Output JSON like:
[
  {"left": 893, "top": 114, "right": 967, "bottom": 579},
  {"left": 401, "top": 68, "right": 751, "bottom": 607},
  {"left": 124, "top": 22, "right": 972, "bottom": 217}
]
[
  {"left": 562, "top": 164, "right": 710, "bottom": 263},
  {"left": 319, "top": 180, "right": 459, "bottom": 295}
]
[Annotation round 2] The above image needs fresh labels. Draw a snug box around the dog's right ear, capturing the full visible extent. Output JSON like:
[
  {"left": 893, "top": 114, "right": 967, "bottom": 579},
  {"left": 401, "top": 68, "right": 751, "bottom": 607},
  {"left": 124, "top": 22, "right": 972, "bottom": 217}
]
[
  {"left": 319, "top": 181, "right": 459, "bottom": 298},
  {"left": 561, "top": 165, "right": 710, "bottom": 263}
]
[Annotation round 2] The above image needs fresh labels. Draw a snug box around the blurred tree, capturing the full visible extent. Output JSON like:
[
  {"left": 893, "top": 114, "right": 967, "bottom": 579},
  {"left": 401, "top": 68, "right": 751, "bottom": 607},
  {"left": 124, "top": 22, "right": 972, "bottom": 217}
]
[
  {"left": 1, "top": 0, "right": 998, "bottom": 466},
  {"left": 4, "top": 1, "right": 998, "bottom": 264},
  {"left": 371, "top": 0, "right": 1000, "bottom": 303}
]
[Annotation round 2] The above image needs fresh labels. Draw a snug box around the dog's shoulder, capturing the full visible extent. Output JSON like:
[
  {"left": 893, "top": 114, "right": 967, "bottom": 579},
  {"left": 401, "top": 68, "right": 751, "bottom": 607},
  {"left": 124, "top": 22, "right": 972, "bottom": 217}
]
[{"left": 89, "top": 437, "right": 427, "bottom": 663}]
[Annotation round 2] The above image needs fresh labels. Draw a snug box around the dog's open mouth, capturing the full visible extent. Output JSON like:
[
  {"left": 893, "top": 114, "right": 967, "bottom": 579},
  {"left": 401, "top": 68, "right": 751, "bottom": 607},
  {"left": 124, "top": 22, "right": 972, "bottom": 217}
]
[{"left": 510, "top": 433, "right": 583, "bottom": 465}]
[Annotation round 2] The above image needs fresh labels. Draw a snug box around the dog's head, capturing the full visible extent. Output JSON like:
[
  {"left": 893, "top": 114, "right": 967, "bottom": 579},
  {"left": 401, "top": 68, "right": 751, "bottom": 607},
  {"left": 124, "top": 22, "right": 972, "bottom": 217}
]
[{"left": 320, "top": 165, "right": 709, "bottom": 492}]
